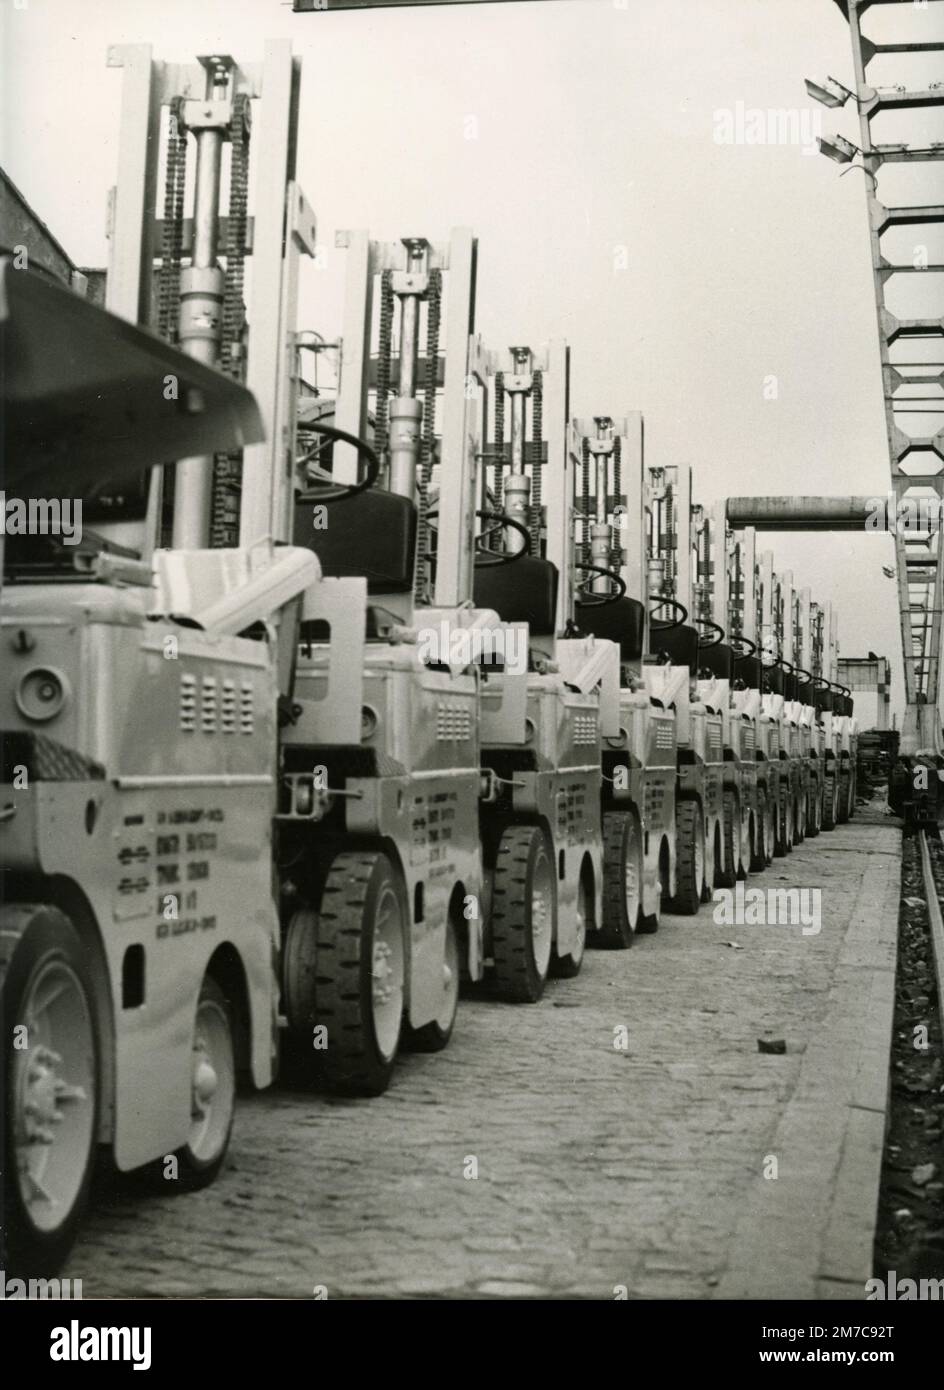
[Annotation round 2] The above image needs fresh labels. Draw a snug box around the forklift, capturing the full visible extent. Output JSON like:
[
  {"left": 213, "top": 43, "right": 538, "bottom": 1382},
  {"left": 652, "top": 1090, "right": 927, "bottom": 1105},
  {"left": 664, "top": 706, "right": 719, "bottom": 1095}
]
[
  {"left": 567, "top": 415, "right": 677, "bottom": 943},
  {"left": 810, "top": 601, "right": 843, "bottom": 831},
  {"left": 467, "top": 342, "right": 614, "bottom": 988},
  {"left": 645, "top": 466, "right": 725, "bottom": 913},
  {"left": 715, "top": 522, "right": 776, "bottom": 870},
  {"left": 794, "top": 586, "right": 825, "bottom": 838},
  {"left": 281, "top": 229, "right": 496, "bottom": 1085},
  {"left": 762, "top": 559, "right": 807, "bottom": 852},
  {"left": 1, "top": 37, "right": 322, "bottom": 1273}
]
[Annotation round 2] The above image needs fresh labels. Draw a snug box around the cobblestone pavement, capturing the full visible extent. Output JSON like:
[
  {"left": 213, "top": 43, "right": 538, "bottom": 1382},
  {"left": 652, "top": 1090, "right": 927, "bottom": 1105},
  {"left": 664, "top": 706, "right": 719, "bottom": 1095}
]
[{"left": 67, "top": 820, "right": 899, "bottom": 1300}]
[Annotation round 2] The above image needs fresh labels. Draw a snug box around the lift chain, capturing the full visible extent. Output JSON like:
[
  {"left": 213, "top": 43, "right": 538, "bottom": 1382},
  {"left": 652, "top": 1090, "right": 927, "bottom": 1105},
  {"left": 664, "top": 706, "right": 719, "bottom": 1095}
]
[
  {"left": 414, "top": 268, "right": 442, "bottom": 603},
  {"left": 492, "top": 371, "right": 505, "bottom": 549},
  {"left": 211, "top": 92, "right": 252, "bottom": 549},
  {"left": 158, "top": 97, "right": 188, "bottom": 344},
  {"left": 529, "top": 369, "right": 543, "bottom": 551},
  {"left": 375, "top": 269, "right": 395, "bottom": 472},
  {"left": 221, "top": 92, "right": 251, "bottom": 380},
  {"left": 610, "top": 433, "right": 623, "bottom": 571},
  {"left": 581, "top": 436, "right": 592, "bottom": 566}
]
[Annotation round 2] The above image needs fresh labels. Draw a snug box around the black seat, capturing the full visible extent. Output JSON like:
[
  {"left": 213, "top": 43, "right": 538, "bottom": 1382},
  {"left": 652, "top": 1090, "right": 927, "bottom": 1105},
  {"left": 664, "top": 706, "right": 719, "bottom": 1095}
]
[
  {"left": 814, "top": 688, "right": 834, "bottom": 715},
  {"left": 697, "top": 641, "right": 734, "bottom": 681},
  {"left": 575, "top": 596, "right": 645, "bottom": 662},
  {"left": 473, "top": 556, "right": 558, "bottom": 637},
  {"left": 294, "top": 490, "right": 416, "bottom": 594},
  {"left": 796, "top": 677, "right": 814, "bottom": 706},
  {"left": 651, "top": 623, "right": 699, "bottom": 671},
  {"left": 733, "top": 654, "right": 762, "bottom": 690},
  {"left": 782, "top": 671, "right": 799, "bottom": 702}
]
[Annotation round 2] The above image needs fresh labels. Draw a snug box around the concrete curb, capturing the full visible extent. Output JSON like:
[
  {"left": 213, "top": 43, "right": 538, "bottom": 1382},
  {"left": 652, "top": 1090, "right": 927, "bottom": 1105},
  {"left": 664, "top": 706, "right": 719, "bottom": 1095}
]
[{"left": 715, "top": 824, "right": 900, "bottom": 1300}]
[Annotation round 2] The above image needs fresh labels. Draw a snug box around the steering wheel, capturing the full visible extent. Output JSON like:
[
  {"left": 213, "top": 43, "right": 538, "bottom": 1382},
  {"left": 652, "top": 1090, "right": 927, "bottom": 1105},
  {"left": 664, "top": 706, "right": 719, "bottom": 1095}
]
[
  {"left": 424, "top": 508, "right": 533, "bottom": 567},
  {"left": 472, "top": 510, "right": 533, "bottom": 567},
  {"left": 695, "top": 618, "right": 725, "bottom": 649},
  {"left": 649, "top": 595, "right": 688, "bottom": 632},
  {"left": 574, "top": 563, "right": 627, "bottom": 608},
  {"left": 296, "top": 421, "right": 380, "bottom": 504},
  {"left": 729, "top": 634, "right": 757, "bottom": 657}
]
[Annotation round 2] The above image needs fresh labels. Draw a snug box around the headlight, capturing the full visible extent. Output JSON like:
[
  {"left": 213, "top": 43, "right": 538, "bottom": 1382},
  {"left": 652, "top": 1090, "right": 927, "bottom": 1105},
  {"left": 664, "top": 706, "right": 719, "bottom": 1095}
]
[{"left": 16, "top": 667, "right": 70, "bottom": 722}]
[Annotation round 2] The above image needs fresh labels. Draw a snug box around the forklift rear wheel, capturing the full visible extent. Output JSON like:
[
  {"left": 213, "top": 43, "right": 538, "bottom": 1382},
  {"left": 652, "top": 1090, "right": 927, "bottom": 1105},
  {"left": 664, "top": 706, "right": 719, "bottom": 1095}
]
[
  {"left": 175, "top": 976, "right": 236, "bottom": 1189},
  {"left": 552, "top": 865, "right": 591, "bottom": 977},
  {"left": 806, "top": 781, "right": 821, "bottom": 838},
  {"left": 638, "top": 839, "right": 668, "bottom": 934},
  {"left": 716, "top": 791, "right": 738, "bottom": 888},
  {"left": 774, "top": 784, "right": 792, "bottom": 857},
  {"left": 667, "top": 800, "right": 703, "bottom": 915},
  {"left": 822, "top": 771, "right": 837, "bottom": 831},
  {"left": 490, "top": 825, "right": 556, "bottom": 1003},
  {"left": 596, "top": 810, "right": 642, "bottom": 948},
  {"left": 2, "top": 906, "right": 98, "bottom": 1277},
  {"left": 737, "top": 805, "right": 751, "bottom": 880},
  {"left": 837, "top": 766, "right": 851, "bottom": 824},
  {"left": 750, "top": 789, "right": 769, "bottom": 872},
  {"left": 404, "top": 908, "right": 460, "bottom": 1052},
  {"left": 311, "top": 850, "right": 407, "bottom": 1096}
]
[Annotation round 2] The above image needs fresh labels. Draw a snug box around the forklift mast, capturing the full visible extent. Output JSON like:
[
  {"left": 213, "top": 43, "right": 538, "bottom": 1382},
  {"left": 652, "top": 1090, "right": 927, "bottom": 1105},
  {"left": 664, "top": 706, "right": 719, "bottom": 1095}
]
[{"left": 105, "top": 42, "right": 315, "bottom": 556}]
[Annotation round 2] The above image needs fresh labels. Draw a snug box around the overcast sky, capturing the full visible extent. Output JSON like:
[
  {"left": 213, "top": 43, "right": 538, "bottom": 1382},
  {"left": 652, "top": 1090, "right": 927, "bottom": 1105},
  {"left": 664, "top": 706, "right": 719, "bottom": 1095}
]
[{"left": 5, "top": 0, "right": 944, "bottom": 718}]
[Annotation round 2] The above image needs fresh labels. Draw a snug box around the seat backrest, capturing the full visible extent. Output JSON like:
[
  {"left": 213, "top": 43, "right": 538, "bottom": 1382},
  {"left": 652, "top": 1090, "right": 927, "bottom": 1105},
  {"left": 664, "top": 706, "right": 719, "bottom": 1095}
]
[
  {"left": 575, "top": 595, "right": 646, "bottom": 662},
  {"left": 814, "top": 687, "right": 834, "bottom": 714},
  {"left": 473, "top": 555, "right": 559, "bottom": 636},
  {"left": 697, "top": 641, "right": 734, "bottom": 681},
  {"left": 796, "top": 677, "right": 815, "bottom": 706},
  {"left": 294, "top": 490, "right": 416, "bottom": 594},
  {"left": 651, "top": 623, "right": 699, "bottom": 670}
]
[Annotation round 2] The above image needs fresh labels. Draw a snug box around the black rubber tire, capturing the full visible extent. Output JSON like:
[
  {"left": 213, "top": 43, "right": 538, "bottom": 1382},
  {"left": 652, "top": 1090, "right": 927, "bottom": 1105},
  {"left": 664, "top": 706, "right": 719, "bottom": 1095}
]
[
  {"left": 837, "top": 765, "right": 851, "bottom": 824},
  {"left": 750, "top": 789, "right": 768, "bottom": 872},
  {"left": 596, "top": 810, "right": 642, "bottom": 948},
  {"left": 310, "top": 850, "right": 408, "bottom": 1096},
  {"left": 173, "top": 976, "right": 236, "bottom": 1191},
  {"left": 806, "top": 779, "right": 821, "bottom": 838},
  {"left": 667, "top": 800, "right": 703, "bottom": 915},
  {"left": 490, "top": 825, "right": 557, "bottom": 1003},
  {"left": 404, "top": 909, "right": 460, "bottom": 1052},
  {"left": 774, "top": 779, "right": 792, "bottom": 857},
  {"left": 637, "top": 843, "right": 667, "bottom": 935},
  {"left": 716, "top": 791, "right": 737, "bottom": 888},
  {"left": 552, "top": 866, "right": 592, "bottom": 978},
  {"left": 822, "top": 768, "right": 837, "bottom": 831},
  {"left": 1, "top": 906, "right": 99, "bottom": 1278}
]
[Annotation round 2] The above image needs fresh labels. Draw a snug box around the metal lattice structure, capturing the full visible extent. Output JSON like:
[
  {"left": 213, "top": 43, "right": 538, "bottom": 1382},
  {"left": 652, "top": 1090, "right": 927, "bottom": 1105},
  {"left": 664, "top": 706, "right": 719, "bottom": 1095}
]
[{"left": 833, "top": 0, "right": 944, "bottom": 748}]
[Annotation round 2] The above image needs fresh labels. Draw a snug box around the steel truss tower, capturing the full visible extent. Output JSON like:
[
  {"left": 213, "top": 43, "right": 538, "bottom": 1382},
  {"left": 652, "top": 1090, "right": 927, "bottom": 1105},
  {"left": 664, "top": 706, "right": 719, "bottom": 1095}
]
[{"left": 833, "top": 0, "right": 944, "bottom": 749}]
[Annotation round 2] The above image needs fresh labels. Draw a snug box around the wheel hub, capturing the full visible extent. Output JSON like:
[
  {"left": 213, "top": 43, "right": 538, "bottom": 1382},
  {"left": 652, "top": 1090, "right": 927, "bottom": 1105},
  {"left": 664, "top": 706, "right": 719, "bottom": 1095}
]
[
  {"left": 532, "top": 891, "right": 549, "bottom": 937},
  {"left": 372, "top": 939, "right": 396, "bottom": 1006},
  {"left": 20, "top": 1045, "right": 85, "bottom": 1151}
]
